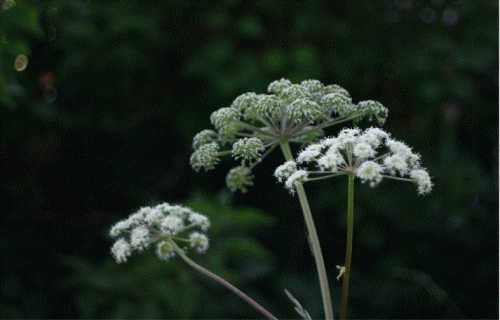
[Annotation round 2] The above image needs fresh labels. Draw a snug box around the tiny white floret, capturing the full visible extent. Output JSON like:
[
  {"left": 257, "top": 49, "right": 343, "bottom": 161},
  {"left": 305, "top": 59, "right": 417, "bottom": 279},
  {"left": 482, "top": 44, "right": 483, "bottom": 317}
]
[
  {"left": 274, "top": 160, "right": 297, "bottom": 182},
  {"left": 337, "top": 128, "right": 360, "bottom": 147},
  {"left": 297, "top": 144, "right": 323, "bottom": 163},
  {"left": 317, "top": 153, "right": 344, "bottom": 171},
  {"left": 188, "top": 212, "right": 211, "bottom": 232},
  {"left": 143, "top": 207, "right": 164, "bottom": 226},
  {"left": 410, "top": 169, "right": 433, "bottom": 195},
  {"left": 355, "top": 161, "right": 383, "bottom": 187},
  {"left": 383, "top": 154, "right": 409, "bottom": 175},
  {"left": 160, "top": 216, "right": 184, "bottom": 236},
  {"left": 189, "top": 232, "right": 210, "bottom": 253},
  {"left": 353, "top": 142, "right": 375, "bottom": 159},
  {"left": 285, "top": 170, "right": 308, "bottom": 192},
  {"left": 360, "top": 127, "right": 389, "bottom": 148},
  {"left": 111, "top": 238, "right": 132, "bottom": 263},
  {"left": 109, "top": 220, "right": 132, "bottom": 237},
  {"left": 386, "top": 139, "right": 412, "bottom": 158},
  {"left": 130, "top": 225, "right": 151, "bottom": 252}
]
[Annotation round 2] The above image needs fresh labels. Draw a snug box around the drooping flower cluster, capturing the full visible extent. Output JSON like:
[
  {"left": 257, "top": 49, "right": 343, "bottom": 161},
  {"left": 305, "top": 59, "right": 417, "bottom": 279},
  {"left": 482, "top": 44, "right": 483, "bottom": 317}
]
[
  {"left": 109, "top": 203, "right": 210, "bottom": 263},
  {"left": 190, "top": 78, "right": 389, "bottom": 192},
  {"left": 274, "top": 127, "right": 432, "bottom": 195}
]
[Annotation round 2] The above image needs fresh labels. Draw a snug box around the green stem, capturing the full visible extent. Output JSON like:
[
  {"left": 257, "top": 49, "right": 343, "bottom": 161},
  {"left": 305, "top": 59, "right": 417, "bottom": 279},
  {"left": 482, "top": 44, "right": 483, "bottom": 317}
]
[
  {"left": 280, "top": 142, "right": 334, "bottom": 320},
  {"left": 340, "top": 172, "right": 354, "bottom": 320},
  {"left": 170, "top": 240, "right": 278, "bottom": 320}
]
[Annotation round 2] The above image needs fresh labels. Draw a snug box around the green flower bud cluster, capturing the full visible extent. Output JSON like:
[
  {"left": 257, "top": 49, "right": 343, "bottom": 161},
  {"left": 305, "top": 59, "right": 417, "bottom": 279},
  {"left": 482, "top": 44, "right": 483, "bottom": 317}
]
[{"left": 190, "top": 78, "right": 389, "bottom": 193}]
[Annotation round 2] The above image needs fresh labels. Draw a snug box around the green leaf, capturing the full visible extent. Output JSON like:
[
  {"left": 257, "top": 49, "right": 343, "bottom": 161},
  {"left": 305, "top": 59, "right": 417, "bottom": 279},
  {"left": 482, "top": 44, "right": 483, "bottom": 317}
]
[{"left": 284, "top": 289, "right": 313, "bottom": 320}]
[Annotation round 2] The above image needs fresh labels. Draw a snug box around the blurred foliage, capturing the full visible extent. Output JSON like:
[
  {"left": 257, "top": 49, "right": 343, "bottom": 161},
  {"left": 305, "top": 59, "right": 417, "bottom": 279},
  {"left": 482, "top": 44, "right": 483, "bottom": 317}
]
[
  {"left": 1, "top": 0, "right": 498, "bottom": 319},
  {"left": 0, "top": 0, "right": 43, "bottom": 107}
]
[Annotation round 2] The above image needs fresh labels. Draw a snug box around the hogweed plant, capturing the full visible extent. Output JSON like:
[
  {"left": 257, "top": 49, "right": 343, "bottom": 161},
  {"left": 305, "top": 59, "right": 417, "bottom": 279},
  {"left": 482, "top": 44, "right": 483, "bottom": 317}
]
[
  {"left": 109, "top": 79, "right": 431, "bottom": 319},
  {"left": 189, "top": 78, "right": 387, "bottom": 319},
  {"left": 109, "top": 203, "right": 278, "bottom": 320},
  {"left": 275, "top": 127, "right": 432, "bottom": 319},
  {"left": 190, "top": 78, "right": 388, "bottom": 193}
]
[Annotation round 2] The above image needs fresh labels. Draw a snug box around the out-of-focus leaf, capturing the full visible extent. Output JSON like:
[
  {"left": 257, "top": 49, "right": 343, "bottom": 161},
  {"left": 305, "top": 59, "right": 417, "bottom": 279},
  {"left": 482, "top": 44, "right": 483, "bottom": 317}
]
[
  {"left": 224, "top": 236, "right": 271, "bottom": 260},
  {"left": 229, "top": 207, "right": 276, "bottom": 230},
  {"left": 2, "top": 1, "right": 43, "bottom": 37}
]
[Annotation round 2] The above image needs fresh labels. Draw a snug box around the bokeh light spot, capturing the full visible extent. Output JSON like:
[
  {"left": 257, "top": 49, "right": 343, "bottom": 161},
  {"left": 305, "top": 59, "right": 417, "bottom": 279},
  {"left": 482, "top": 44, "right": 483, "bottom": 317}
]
[
  {"left": 2, "top": 0, "right": 15, "bottom": 10},
  {"left": 44, "top": 88, "right": 58, "bottom": 103},
  {"left": 443, "top": 8, "right": 459, "bottom": 25},
  {"left": 14, "top": 54, "right": 28, "bottom": 71}
]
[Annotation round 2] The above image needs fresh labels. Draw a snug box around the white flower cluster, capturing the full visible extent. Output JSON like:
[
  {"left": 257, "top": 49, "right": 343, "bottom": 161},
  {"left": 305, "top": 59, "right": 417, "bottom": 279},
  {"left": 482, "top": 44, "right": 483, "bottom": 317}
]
[
  {"left": 190, "top": 78, "right": 389, "bottom": 192},
  {"left": 109, "top": 203, "right": 210, "bottom": 263},
  {"left": 275, "top": 127, "right": 432, "bottom": 195}
]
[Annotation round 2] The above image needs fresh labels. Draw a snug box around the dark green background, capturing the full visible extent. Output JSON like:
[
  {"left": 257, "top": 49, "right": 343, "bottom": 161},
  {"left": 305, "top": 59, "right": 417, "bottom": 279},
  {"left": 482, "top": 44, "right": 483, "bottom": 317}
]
[{"left": 1, "top": 1, "right": 498, "bottom": 319}]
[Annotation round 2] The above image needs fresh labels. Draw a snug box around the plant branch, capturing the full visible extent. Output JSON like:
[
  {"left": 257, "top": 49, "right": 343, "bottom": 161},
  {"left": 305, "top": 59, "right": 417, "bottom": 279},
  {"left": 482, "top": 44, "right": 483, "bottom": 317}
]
[
  {"left": 340, "top": 172, "right": 354, "bottom": 320},
  {"left": 280, "top": 141, "right": 334, "bottom": 320},
  {"left": 170, "top": 240, "right": 278, "bottom": 320}
]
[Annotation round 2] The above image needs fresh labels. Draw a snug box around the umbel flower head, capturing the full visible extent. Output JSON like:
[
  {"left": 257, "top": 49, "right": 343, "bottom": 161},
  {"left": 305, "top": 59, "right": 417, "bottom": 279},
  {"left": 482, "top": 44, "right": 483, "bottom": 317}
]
[
  {"left": 190, "top": 78, "right": 389, "bottom": 192},
  {"left": 274, "top": 127, "right": 432, "bottom": 195},
  {"left": 109, "top": 203, "right": 210, "bottom": 263}
]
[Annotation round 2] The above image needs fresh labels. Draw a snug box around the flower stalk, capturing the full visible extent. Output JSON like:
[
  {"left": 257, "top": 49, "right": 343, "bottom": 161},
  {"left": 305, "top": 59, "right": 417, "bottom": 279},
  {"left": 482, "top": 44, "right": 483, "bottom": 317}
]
[
  {"left": 275, "top": 127, "right": 433, "bottom": 318},
  {"left": 109, "top": 203, "right": 278, "bottom": 320},
  {"left": 280, "top": 141, "right": 334, "bottom": 320},
  {"left": 340, "top": 172, "right": 354, "bottom": 320},
  {"left": 170, "top": 239, "right": 279, "bottom": 320}
]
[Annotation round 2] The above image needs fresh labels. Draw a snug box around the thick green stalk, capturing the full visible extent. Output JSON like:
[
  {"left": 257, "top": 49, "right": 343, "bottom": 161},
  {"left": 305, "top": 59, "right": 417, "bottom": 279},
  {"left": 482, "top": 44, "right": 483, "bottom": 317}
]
[
  {"left": 340, "top": 172, "right": 354, "bottom": 320},
  {"left": 170, "top": 240, "right": 278, "bottom": 320},
  {"left": 280, "top": 142, "right": 334, "bottom": 320}
]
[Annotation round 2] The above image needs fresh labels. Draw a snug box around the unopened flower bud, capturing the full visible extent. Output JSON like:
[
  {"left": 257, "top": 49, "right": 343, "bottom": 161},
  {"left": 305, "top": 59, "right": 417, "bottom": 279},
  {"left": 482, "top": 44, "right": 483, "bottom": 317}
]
[{"left": 226, "top": 166, "right": 254, "bottom": 193}]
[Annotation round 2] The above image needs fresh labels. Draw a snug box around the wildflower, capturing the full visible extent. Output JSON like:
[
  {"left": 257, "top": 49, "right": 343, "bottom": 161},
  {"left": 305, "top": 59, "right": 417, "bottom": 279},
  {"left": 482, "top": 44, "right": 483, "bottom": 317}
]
[
  {"left": 130, "top": 225, "right": 151, "bottom": 252},
  {"left": 226, "top": 166, "right": 254, "bottom": 193},
  {"left": 383, "top": 154, "right": 408, "bottom": 175},
  {"left": 192, "top": 129, "right": 218, "bottom": 150},
  {"left": 156, "top": 240, "right": 175, "bottom": 261},
  {"left": 189, "top": 232, "right": 209, "bottom": 253},
  {"left": 109, "top": 220, "right": 133, "bottom": 237},
  {"left": 275, "top": 127, "right": 432, "bottom": 194},
  {"left": 317, "top": 153, "right": 344, "bottom": 171},
  {"left": 355, "top": 161, "right": 383, "bottom": 187},
  {"left": 188, "top": 212, "right": 211, "bottom": 232},
  {"left": 161, "top": 216, "right": 184, "bottom": 236},
  {"left": 232, "top": 137, "right": 265, "bottom": 165},
  {"left": 111, "top": 238, "right": 132, "bottom": 263},
  {"left": 191, "top": 79, "right": 389, "bottom": 192},
  {"left": 297, "top": 144, "right": 324, "bottom": 163},
  {"left": 284, "top": 170, "right": 309, "bottom": 193},
  {"left": 109, "top": 203, "right": 210, "bottom": 263},
  {"left": 353, "top": 142, "right": 376, "bottom": 159},
  {"left": 410, "top": 169, "right": 433, "bottom": 195},
  {"left": 190, "top": 142, "right": 220, "bottom": 172},
  {"left": 274, "top": 160, "right": 298, "bottom": 182},
  {"left": 143, "top": 207, "right": 164, "bottom": 226}
]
